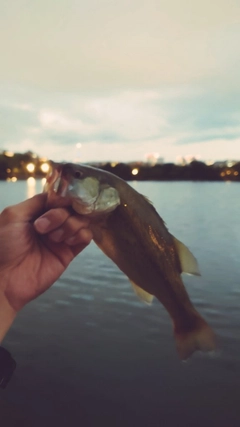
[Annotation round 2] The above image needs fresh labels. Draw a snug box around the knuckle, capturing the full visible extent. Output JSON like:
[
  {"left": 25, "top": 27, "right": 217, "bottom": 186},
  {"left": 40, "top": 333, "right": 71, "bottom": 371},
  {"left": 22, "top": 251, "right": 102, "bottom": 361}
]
[{"left": 0, "top": 206, "right": 16, "bottom": 221}]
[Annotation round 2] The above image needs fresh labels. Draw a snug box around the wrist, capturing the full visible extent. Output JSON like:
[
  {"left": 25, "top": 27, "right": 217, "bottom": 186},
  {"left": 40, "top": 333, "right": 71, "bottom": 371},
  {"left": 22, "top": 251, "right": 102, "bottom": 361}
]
[{"left": 0, "top": 293, "right": 17, "bottom": 344}]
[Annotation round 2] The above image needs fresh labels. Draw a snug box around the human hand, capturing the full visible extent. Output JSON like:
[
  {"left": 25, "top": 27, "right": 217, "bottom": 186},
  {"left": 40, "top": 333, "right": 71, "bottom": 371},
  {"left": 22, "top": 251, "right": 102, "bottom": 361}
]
[{"left": 0, "top": 193, "right": 92, "bottom": 341}]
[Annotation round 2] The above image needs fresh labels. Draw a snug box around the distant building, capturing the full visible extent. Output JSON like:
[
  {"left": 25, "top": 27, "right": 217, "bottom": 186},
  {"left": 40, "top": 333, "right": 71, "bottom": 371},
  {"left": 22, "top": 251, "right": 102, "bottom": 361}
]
[
  {"left": 145, "top": 152, "right": 164, "bottom": 165},
  {"left": 176, "top": 155, "right": 201, "bottom": 165},
  {"left": 176, "top": 156, "right": 186, "bottom": 166}
]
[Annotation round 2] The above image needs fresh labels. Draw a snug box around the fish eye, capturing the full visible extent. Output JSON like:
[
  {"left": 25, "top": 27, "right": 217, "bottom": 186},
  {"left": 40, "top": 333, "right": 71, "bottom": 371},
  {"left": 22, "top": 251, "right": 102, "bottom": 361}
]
[{"left": 74, "top": 170, "right": 83, "bottom": 179}]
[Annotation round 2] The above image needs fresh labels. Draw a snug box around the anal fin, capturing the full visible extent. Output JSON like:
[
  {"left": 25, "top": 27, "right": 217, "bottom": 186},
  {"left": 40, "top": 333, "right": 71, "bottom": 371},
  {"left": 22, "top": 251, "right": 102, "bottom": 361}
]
[{"left": 173, "top": 236, "right": 200, "bottom": 276}]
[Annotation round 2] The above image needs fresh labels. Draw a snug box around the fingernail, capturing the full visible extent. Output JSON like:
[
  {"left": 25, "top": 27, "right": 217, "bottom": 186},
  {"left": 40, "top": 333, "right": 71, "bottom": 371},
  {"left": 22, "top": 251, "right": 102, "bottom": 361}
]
[{"left": 34, "top": 217, "right": 51, "bottom": 233}]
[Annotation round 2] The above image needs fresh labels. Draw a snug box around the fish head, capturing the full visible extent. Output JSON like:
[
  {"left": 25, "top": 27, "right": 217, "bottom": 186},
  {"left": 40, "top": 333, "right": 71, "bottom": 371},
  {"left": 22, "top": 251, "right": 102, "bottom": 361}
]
[{"left": 44, "top": 161, "right": 121, "bottom": 216}]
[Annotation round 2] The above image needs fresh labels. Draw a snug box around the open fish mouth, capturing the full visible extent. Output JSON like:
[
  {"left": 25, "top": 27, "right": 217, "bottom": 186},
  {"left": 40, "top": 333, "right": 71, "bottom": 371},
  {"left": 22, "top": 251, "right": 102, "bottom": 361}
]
[
  {"left": 43, "top": 162, "right": 73, "bottom": 209},
  {"left": 44, "top": 162, "right": 121, "bottom": 216}
]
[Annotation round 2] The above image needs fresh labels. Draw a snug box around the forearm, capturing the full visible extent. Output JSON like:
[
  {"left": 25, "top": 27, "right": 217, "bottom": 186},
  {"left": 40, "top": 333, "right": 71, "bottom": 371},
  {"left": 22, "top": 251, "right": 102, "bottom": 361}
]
[{"left": 0, "top": 293, "right": 17, "bottom": 343}]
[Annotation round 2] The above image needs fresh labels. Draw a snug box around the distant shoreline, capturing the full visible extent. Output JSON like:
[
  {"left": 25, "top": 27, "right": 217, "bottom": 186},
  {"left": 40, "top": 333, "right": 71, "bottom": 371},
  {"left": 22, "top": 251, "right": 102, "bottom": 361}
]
[
  {"left": 92, "top": 161, "right": 240, "bottom": 182},
  {"left": 1, "top": 161, "right": 240, "bottom": 182},
  {"left": 1, "top": 151, "right": 239, "bottom": 182}
]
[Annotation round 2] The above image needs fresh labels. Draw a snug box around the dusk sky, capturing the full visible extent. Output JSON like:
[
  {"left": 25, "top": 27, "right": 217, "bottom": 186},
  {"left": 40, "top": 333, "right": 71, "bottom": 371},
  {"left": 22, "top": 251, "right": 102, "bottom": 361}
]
[{"left": 0, "top": 0, "right": 239, "bottom": 163}]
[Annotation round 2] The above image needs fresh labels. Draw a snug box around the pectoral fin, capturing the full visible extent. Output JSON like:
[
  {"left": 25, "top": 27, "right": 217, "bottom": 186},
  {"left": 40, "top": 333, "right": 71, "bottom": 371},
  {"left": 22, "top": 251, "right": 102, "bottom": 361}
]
[
  {"left": 130, "top": 281, "right": 154, "bottom": 305},
  {"left": 173, "top": 236, "right": 201, "bottom": 276}
]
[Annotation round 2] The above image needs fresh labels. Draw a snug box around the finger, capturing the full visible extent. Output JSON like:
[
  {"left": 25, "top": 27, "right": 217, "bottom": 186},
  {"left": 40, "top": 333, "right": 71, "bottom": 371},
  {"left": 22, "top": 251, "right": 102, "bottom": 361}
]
[
  {"left": 70, "top": 238, "right": 93, "bottom": 257},
  {"left": 41, "top": 230, "right": 92, "bottom": 268},
  {"left": 34, "top": 208, "right": 71, "bottom": 234},
  {"left": 48, "top": 214, "right": 90, "bottom": 242},
  {"left": 64, "top": 228, "right": 93, "bottom": 246},
  {"left": 34, "top": 208, "right": 89, "bottom": 235}
]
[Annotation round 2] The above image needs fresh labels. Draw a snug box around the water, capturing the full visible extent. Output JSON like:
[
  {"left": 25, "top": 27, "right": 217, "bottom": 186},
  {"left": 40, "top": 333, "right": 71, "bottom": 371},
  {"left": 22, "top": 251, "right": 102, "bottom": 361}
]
[{"left": 0, "top": 179, "right": 240, "bottom": 426}]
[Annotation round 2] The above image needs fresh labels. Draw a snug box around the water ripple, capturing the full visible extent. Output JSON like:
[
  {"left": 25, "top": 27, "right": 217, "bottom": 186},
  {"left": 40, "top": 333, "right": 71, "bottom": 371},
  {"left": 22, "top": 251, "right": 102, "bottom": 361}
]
[{"left": 70, "top": 293, "right": 94, "bottom": 301}]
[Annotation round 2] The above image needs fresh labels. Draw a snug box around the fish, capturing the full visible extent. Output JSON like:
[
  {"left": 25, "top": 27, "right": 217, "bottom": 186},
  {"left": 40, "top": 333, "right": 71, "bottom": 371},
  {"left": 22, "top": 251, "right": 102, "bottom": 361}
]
[{"left": 44, "top": 161, "right": 216, "bottom": 360}]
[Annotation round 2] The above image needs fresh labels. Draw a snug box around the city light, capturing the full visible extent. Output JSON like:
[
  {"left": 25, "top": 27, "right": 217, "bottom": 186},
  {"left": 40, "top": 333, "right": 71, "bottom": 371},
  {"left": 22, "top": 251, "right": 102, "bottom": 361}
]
[
  {"left": 132, "top": 168, "right": 139, "bottom": 176},
  {"left": 206, "top": 160, "right": 214, "bottom": 166},
  {"left": 40, "top": 162, "right": 50, "bottom": 173},
  {"left": 26, "top": 163, "right": 35, "bottom": 173},
  {"left": 4, "top": 151, "right": 14, "bottom": 157}
]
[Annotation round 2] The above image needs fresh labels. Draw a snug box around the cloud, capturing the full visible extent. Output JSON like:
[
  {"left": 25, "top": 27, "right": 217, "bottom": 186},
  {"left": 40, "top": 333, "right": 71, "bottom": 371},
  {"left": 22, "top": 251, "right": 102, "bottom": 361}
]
[
  {"left": 0, "top": 102, "right": 38, "bottom": 146},
  {"left": 39, "top": 110, "right": 93, "bottom": 134},
  {"left": 35, "top": 91, "right": 167, "bottom": 147},
  {"left": 12, "top": 103, "right": 34, "bottom": 112},
  {"left": 0, "top": 84, "right": 240, "bottom": 162},
  {"left": 0, "top": 0, "right": 239, "bottom": 91},
  {"left": 1, "top": 0, "right": 239, "bottom": 164}
]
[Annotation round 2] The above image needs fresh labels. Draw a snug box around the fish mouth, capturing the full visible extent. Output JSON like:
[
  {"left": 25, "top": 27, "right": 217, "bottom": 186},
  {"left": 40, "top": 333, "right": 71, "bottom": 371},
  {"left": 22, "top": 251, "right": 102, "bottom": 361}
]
[
  {"left": 43, "top": 162, "right": 102, "bottom": 213},
  {"left": 44, "top": 162, "right": 74, "bottom": 209},
  {"left": 44, "top": 161, "right": 121, "bottom": 216}
]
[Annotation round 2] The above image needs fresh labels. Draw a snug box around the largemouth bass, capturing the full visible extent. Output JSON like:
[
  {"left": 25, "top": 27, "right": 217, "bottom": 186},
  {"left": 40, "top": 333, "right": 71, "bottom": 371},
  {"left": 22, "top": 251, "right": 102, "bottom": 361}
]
[{"left": 44, "top": 162, "right": 216, "bottom": 359}]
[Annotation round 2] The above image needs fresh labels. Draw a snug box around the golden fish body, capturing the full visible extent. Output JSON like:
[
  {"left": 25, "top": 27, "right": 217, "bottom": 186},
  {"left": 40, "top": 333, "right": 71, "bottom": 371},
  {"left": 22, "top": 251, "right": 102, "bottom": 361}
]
[{"left": 45, "top": 162, "right": 216, "bottom": 359}]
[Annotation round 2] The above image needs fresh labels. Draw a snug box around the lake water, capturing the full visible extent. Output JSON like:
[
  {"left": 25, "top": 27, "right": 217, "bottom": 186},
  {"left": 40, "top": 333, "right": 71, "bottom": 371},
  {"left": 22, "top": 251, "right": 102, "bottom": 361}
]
[{"left": 0, "top": 179, "right": 240, "bottom": 427}]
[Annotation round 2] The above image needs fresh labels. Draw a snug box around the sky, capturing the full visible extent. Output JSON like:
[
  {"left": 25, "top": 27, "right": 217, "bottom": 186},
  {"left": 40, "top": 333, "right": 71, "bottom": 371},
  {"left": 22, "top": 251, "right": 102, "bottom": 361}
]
[{"left": 0, "top": 0, "right": 240, "bottom": 163}]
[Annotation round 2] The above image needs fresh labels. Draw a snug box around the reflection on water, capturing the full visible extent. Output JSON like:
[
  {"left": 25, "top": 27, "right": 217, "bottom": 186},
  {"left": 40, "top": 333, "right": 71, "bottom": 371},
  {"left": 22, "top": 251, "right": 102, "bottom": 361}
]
[
  {"left": 0, "top": 181, "right": 240, "bottom": 427},
  {"left": 0, "top": 178, "right": 46, "bottom": 206},
  {"left": 6, "top": 176, "right": 18, "bottom": 182},
  {"left": 26, "top": 177, "right": 46, "bottom": 199},
  {"left": 27, "top": 177, "right": 36, "bottom": 199}
]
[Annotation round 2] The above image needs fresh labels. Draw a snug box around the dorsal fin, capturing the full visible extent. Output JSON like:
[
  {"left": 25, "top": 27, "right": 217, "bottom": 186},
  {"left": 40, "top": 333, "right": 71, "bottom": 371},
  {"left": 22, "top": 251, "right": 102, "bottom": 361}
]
[
  {"left": 130, "top": 281, "right": 154, "bottom": 305},
  {"left": 173, "top": 236, "right": 201, "bottom": 276},
  {"left": 142, "top": 194, "right": 153, "bottom": 205}
]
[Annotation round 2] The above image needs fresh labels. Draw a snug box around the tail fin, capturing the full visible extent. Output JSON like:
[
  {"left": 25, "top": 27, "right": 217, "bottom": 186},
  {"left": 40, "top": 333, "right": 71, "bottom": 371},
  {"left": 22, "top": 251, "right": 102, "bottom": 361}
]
[{"left": 174, "top": 314, "right": 216, "bottom": 360}]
